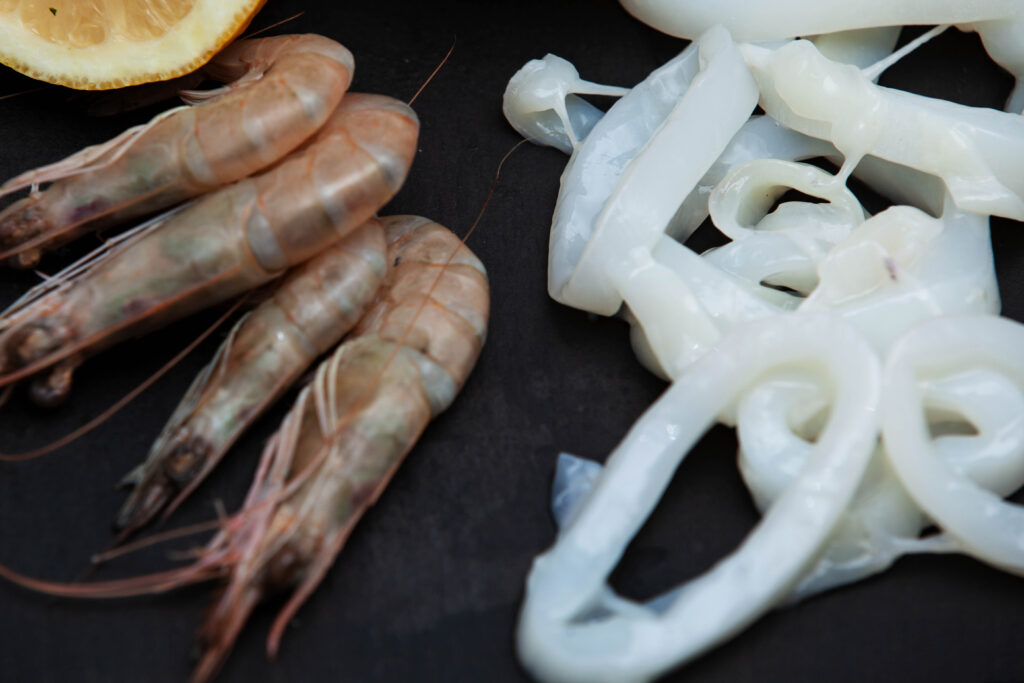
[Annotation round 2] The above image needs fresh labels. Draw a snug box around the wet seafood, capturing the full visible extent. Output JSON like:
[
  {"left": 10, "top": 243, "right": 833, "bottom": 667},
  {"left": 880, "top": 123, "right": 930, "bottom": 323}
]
[
  {"left": 0, "top": 34, "right": 355, "bottom": 268},
  {"left": 189, "top": 214, "right": 489, "bottom": 679},
  {"left": 0, "top": 215, "right": 489, "bottom": 683},
  {"left": 115, "top": 218, "right": 388, "bottom": 538},
  {"left": 504, "top": 8, "right": 1024, "bottom": 681},
  {"left": 0, "top": 92, "right": 418, "bottom": 407},
  {"left": 520, "top": 314, "right": 880, "bottom": 683}
]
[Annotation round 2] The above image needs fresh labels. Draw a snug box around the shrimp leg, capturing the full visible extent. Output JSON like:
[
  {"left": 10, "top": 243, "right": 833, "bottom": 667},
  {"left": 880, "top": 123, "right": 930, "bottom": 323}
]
[
  {"left": 0, "top": 216, "right": 487, "bottom": 682},
  {"left": 115, "top": 218, "right": 388, "bottom": 538},
  {"left": 0, "top": 94, "right": 419, "bottom": 406},
  {"left": 0, "top": 34, "right": 355, "bottom": 267},
  {"left": 191, "top": 215, "right": 489, "bottom": 680}
]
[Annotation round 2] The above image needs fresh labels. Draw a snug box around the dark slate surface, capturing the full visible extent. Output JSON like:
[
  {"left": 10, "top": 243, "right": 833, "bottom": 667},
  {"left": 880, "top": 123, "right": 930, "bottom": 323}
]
[{"left": 0, "top": 2, "right": 1023, "bottom": 682}]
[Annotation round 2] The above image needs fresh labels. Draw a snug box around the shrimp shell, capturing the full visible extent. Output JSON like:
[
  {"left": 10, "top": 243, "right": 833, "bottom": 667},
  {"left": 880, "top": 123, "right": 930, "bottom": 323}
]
[
  {"left": 0, "top": 93, "right": 419, "bottom": 405},
  {"left": 115, "top": 218, "right": 389, "bottom": 538},
  {"left": 189, "top": 215, "right": 489, "bottom": 681},
  {"left": 0, "top": 34, "right": 354, "bottom": 267}
]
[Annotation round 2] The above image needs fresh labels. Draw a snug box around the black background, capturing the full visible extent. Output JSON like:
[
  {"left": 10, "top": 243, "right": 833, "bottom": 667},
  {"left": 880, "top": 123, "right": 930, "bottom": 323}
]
[{"left": 2, "top": 1, "right": 1024, "bottom": 681}]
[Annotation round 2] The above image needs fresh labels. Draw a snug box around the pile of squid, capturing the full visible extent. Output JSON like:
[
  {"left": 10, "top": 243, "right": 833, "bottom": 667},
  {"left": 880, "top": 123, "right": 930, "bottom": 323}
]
[
  {"left": 504, "top": 3, "right": 1024, "bottom": 682},
  {"left": 0, "top": 34, "right": 489, "bottom": 681}
]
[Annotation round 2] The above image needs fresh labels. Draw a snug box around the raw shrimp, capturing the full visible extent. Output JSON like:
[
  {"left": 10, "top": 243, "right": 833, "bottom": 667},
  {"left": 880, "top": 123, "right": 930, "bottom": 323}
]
[
  {"left": 0, "top": 34, "right": 354, "bottom": 267},
  {"left": 115, "top": 218, "right": 389, "bottom": 539},
  {"left": 190, "top": 214, "right": 489, "bottom": 679},
  {"left": 0, "top": 93, "right": 419, "bottom": 407},
  {"left": 0, "top": 215, "right": 489, "bottom": 683}
]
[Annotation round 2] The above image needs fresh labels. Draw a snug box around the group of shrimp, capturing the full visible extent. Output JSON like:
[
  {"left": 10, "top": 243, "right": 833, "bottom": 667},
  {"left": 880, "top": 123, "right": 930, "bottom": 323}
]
[{"left": 0, "top": 33, "right": 489, "bottom": 681}]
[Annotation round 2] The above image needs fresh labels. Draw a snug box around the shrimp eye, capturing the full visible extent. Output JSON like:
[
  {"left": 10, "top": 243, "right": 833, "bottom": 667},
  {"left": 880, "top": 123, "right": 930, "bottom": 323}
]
[
  {"left": 11, "top": 248, "right": 41, "bottom": 269},
  {"left": 28, "top": 360, "right": 75, "bottom": 408},
  {"left": 164, "top": 439, "right": 209, "bottom": 484},
  {"left": 264, "top": 544, "right": 306, "bottom": 589},
  {"left": 0, "top": 201, "right": 46, "bottom": 249},
  {"left": 6, "top": 320, "right": 72, "bottom": 368},
  {"left": 9, "top": 323, "right": 54, "bottom": 366}
]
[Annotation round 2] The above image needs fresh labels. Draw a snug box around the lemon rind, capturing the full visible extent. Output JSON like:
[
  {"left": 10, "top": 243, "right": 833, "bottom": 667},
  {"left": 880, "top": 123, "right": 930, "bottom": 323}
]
[{"left": 0, "top": 1, "right": 264, "bottom": 90}]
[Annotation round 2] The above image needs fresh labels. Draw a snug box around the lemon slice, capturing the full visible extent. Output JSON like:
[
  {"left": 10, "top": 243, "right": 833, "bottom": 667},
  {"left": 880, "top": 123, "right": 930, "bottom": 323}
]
[{"left": 0, "top": 0, "right": 265, "bottom": 90}]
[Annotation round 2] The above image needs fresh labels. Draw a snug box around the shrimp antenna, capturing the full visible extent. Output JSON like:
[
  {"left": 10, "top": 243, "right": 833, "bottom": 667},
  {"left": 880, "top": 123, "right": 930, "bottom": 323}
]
[
  {"left": 279, "top": 134, "right": 519, "bottom": 462},
  {"left": 235, "top": 56, "right": 497, "bottom": 507},
  {"left": 0, "top": 553, "right": 225, "bottom": 599},
  {"left": 408, "top": 37, "right": 456, "bottom": 106},
  {"left": 95, "top": 517, "right": 227, "bottom": 565},
  {"left": 0, "top": 295, "right": 247, "bottom": 462},
  {"left": 68, "top": 134, "right": 516, "bottom": 661},
  {"left": 0, "top": 138, "right": 192, "bottom": 263},
  {"left": 270, "top": 136, "right": 527, "bottom": 483},
  {"left": 260, "top": 142, "right": 521, "bottom": 653},
  {"left": 463, "top": 136, "right": 536, "bottom": 241},
  {"left": 0, "top": 84, "right": 56, "bottom": 102},
  {"left": 242, "top": 11, "right": 305, "bottom": 40}
]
